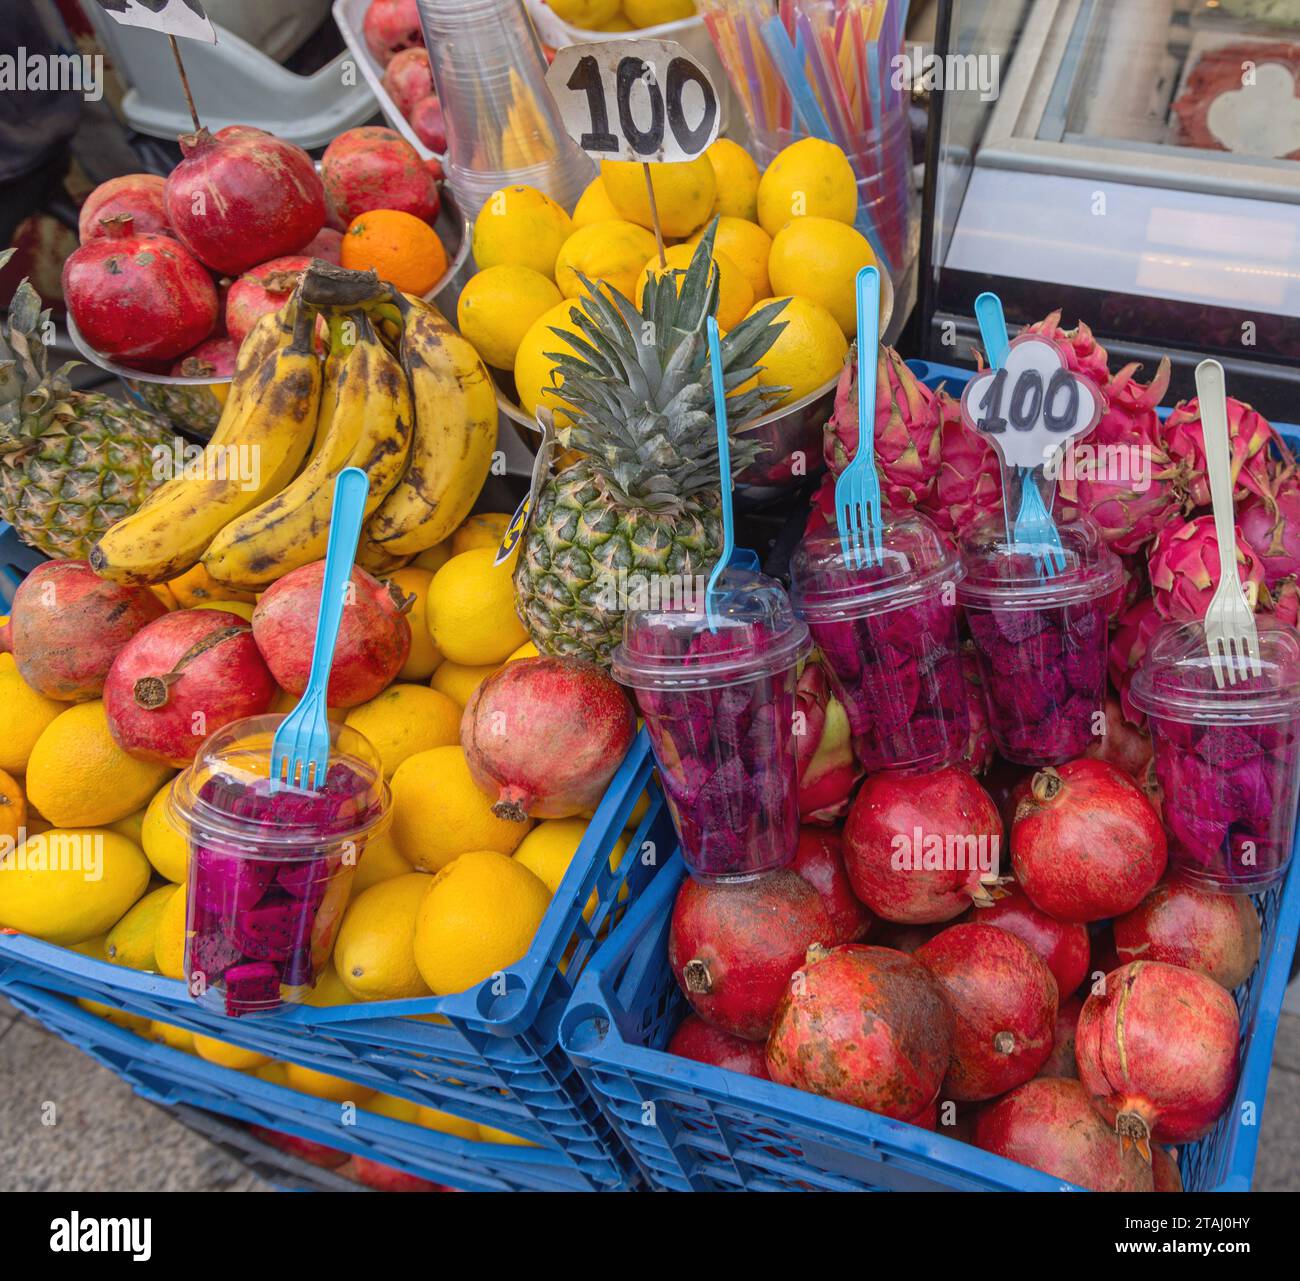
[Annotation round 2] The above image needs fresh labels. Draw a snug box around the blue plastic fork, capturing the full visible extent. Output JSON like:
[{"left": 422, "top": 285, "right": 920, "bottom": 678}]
[
  {"left": 834, "top": 266, "right": 883, "bottom": 570},
  {"left": 704, "top": 316, "right": 737, "bottom": 632},
  {"left": 270, "top": 467, "right": 369, "bottom": 791}
]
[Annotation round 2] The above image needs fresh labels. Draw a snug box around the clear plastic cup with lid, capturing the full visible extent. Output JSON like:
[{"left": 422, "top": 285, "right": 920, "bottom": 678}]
[
  {"left": 1130, "top": 616, "right": 1300, "bottom": 894},
  {"left": 611, "top": 567, "right": 811, "bottom": 884},
  {"left": 790, "top": 514, "right": 968, "bottom": 774},
  {"left": 168, "top": 714, "right": 391, "bottom": 1016},
  {"left": 958, "top": 518, "right": 1123, "bottom": 766}
]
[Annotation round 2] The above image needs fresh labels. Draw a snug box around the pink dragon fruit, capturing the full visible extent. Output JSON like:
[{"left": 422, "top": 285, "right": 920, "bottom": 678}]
[
  {"left": 1162, "top": 395, "right": 1280, "bottom": 511},
  {"left": 1109, "top": 596, "right": 1162, "bottom": 724},
  {"left": 1237, "top": 473, "right": 1300, "bottom": 588},
  {"left": 1148, "top": 516, "right": 1267, "bottom": 621},
  {"left": 920, "top": 389, "right": 1003, "bottom": 541},
  {"left": 1268, "top": 577, "right": 1300, "bottom": 626},
  {"left": 804, "top": 472, "right": 836, "bottom": 537},
  {"left": 960, "top": 643, "right": 995, "bottom": 775},
  {"left": 824, "top": 344, "right": 943, "bottom": 511},
  {"left": 1020, "top": 310, "right": 1111, "bottom": 389},
  {"left": 795, "top": 661, "right": 864, "bottom": 823}
]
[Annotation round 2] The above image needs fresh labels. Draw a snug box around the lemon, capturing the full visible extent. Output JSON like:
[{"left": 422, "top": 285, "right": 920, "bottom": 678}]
[
  {"left": 426, "top": 548, "right": 527, "bottom": 665},
  {"left": 547, "top": 0, "right": 621, "bottom": 28},
  {"left": 601, "top": 14, "right": 634, "bottom": 29},
  {"left": 554, "top": 219, "right": 659, "bottom": 303},
  {"left": 705, "top": 138, "right": 761, "bottom": 221},
  {"left": 0, "top": 828, "right": 149, "bottom": 945},
  {"left": 153, "top": 882, "right": 188, "bottom": 978},
  {"left": 412, "top": 541, "right": 451, "bottom": 575},
  {"left": 364, "top": 1093, "right": 421, "bottom": 1123},
  {"left": 687, "top": 215, "right": 772, "bottom": 299},
  {"left": 514, "top": 819, "right": 629, "bottom": 921},
  {"left": 192, "top": 599, "right": 255, "bottom": 621},
  {"left": 452, "top": 512, "right": 513, "bottom": 556},
  {"left": 572, "top": 177, "right": 621, "bottom": 227},
  {"left": 414, "top": 1106, "right": 480, "bottom": 1140},
  {"left": 349, "top": 829, "right": 411, "bottom": 895},
  {"left": 79, "top": 1000, "right": 150, "bottom": 1033},
  {"left": 769, "top": 217, "right": 876, "bottom": 338},
  {"left": 601, "top": 156, "right": 716, "bottom": 238},
  {"left": 741, "top": 295, "right": 847, "bottom": 407},
  {"left": 626, "top": 788, "right": 650, "bottom": 830},
  {"left": 108, "top": 807, "right": 145, "bottom": 846},
  {"left": 391, "top": 746, "right": 531, "bottom": 872},
  {"left": 344, "top": 684, "right": 460, "bottom": 783},
  {"left": 285, "top": 1062, "right": 375, "bottom": 1102},
  {"left": 506, "top": 641, "right": 539, "bottom": 662},
  {"left": 635, "top": 243, "right": 752, "bottom": 332},
  {"left": 26, "top": 701, "right": 172, "bottom": 828},
  {"left": 756, "top": 137, "right": 858, "bottom": 236},
  {"left": 194, "top": 1035, "right": 270, "bottom": 1071},
  {"left": 413, "top": 849, "right": 551, "bottom": 994},
  {"left": 334, "top": 873, "right": 433, "bottom": 1001},
  {"left": 624, "top": 0, "right": 696, "bottom": 24},
  {"left": 105, "top": 883, "right": 178, "bottom": 970},
  {"left": 148, "top": 1020, "right": 195, "bottom": 1053},
  {"left": 0, "top": 662, "right": 63, "bottom": 774},
  {"left": 477, "top": 1123, "right": 538, "bottom": 1147},
  {"left": 513, "top": 297, "right": 589, "bottom": 424},
  {"left": 471, "top": 185, "right": 573, "bottom": 280},
  {"left": 387, "top": 567, "right": 441, "bottom": 681},
  {"left": 457, "top": 265, "right": 562, "bottom": 370},
  {"left": 430, "top": 659, "right": 501, "bottom": 708},
  {"left": 141, "top": 778, "right": 188, "bottom": 883},
  {"left": 303, "top": 962, "right": 354, "bottom": 1008},
  {"left": 254, "top": 1061, "right": 291, "bottom": 1086}
]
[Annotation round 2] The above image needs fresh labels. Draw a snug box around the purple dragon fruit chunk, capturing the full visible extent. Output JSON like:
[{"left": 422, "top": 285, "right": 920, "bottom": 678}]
[
  {"left": 188, "top": 925, "right": 244, "bottom": 987},
  {"left": 993, "top": 608, "right": 1052, "bottom": 644},
  {"left": 275, "top": 856, "right": 332, "bottom": 901},
  {"left": 1194, "top": 726, "right": 1263, "bottom": 771},
  {"left": 966, "top": 610, "right": 1002, "bottom": 654},
  {"left": 861, "top": 656, "right": 920, "bottom": 734},
  {"left": 224, "top": 962, "right": 282, "bottom": 1016},
  {"left": 232, "top": 895, "right": 306, "bottom": 962},
  {"left": 193, "top": 846, "right": 275, "bottom": 916},
  {"left": 1063, "top": 641, "right": 1107, "bottom": 695}
]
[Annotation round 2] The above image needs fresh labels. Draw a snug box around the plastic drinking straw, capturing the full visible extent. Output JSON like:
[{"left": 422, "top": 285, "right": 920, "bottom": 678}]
[
  {"left": 762, "top": 15, "right": 836, "bottom": 143},
  {"left": 796, "top": 9, "right": 853, "bottom": 148},
  {"left": 704, "top": 316, "right": 736, "bottom": 632}
]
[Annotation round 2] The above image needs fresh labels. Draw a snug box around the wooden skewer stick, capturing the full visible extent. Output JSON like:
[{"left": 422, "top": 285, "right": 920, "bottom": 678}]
[
  {"left": 169, "top": 34, "right": 202, "bottom": 132},
  {"left": 642, "top": 162, "right": 666, "bottom": 268}
]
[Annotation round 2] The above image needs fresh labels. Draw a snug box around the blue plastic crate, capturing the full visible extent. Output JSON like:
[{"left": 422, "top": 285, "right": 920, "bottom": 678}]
[{"left": 0, "top": 521, "right": 47, "bottom": 609}]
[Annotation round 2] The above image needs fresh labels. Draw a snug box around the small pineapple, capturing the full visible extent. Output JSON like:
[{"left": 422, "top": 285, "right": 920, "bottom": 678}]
[
  {"left": 513, "top": 223, "right": 788, "bottom": 665},
  {"left": 0, "top": 261, "right": 177, "bottom": 561}
]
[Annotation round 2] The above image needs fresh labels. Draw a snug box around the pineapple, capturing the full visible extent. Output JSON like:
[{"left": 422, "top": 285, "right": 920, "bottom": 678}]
[
  {"left": 513, "top": 223, "right": 789, "bottom": 665},
  {"left": 0, "top": 263, "right": 177, "bottom": 561}
]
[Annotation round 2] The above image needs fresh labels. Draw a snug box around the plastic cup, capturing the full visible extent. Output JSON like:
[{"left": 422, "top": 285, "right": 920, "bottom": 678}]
[
  {"left": 611, "top": 567, "right": 811, "bottom": 884},
  {"left": 790, "top": 516, "right": 968, "bottom": 774},
  {"left": 958, "top": 518, "right": 1123, "bottom": 767},
  {"left": 1130, "top": 616, "right": 1300, "bottom": 894},
  {"left": 168, "top": 715, "right": 391, "bottom": 1016}
]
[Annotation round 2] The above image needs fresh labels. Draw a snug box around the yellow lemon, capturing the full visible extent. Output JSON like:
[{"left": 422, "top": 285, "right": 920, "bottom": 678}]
[
  {"left": 601, "top": 14, "right": 634, "bottom": 30},
  {"left": 457, "top": 265, "right": 562, "bottom": 370},
  {"left": 687, "top": 215, "right": 772, "bottom": 299},
  {"left": 391, "top": 746, "right": 531, "bottom": 872},
  {"left": 572, "top": 177, "right": 621, "bottom": 227},
  {"left": 477, "top": 1123, "right": 538, "bottom": 1147},
  {"left": 0, "top": 828, "right": 149, "bottom": 945},
  {"left": 154, "top": 881, "right": 188, "bottom": 978},
  {"left": 78, "top": 999, "right": 150, "bottom": 1032},
  {"left": 349, "top": 829, "right": 411, "bottom": 895},
  {"left": 414, "top": 1106, "right": 480, "bottom": 1140},
  {"left": 554, "top": 219, "right": 658, "bottom": 303},
  {"left": 705, "top": 138, "right": 761, "bottom": 221},
  {"left": 769, "top": 217, "right": 877, "bottom": 338},
  {"left": 412, "top": 849, "right": 551, "bottom": 994},
  {"left": 303, "top": 962, "right": 354, "bottom": 1008},
  {"left": 471, "top": 185, "right": 573, "bottom": 280},
  {"left": 625, "top": 788, "right": 650, "bottom": 830},
  {"left": 149, "top": 1020, "right": 195, "bottom": 1053},
  {"left": 741, "top": 295, "right": 847, "bottom": 407},
  {"left": 254, "top": 1061, "right": 291, "bottom": 1086},
  {"left": 756, "top": 137, "right": 858, "bottom": 236},
  {"left": 26, "top": 701, "right": 172, "bottom": 828},
  {"left": 506, "top": 641, "right": 539, "bottom": 662},
  {"left": 334, "top": 873, "right": 433, "bottom": 1001},
  {"left": 430, "top": 659, "right": 501, "bottom": 708},
  {"left": 108, "top": 807, "right": 145, "bottom": 846},
  {"left": 426, "top": 549, "right": 527, "bottom": 666},
  {"left": 412, "top": 541, "right": 451, "bottom": 575},
  {"left": 344, "top": 684, "right": 460, "bottom": 780},
  {"left": 141, "top": 778, "right": 188, "bottom": 883},
  {"left": 635, "top": 243, "right": 753, "bottom": 332},
  {"left": 364, "top": 1093, "right": 421, "bottom": 1123},
  {"left": 513, "top": 297, "right": 590, "bottom": 424},
  {"left": 452, "top": 512, "right": 513, "bottom": 557},
  {"left": 194, "top": 1035, "right": 270, "bottom": 1071},
  {"left": 514, "top": 819, "right": 629, "bottom": 921},
  {"left": 388, "top": 567, "right": 441, "bottom": 680},
  {"left": 601, "top": 156, "right": 716, "bottom": 238},
  {"left": 285, "top": 1062, "right": 375, "bottom": 1102},
  {"left": 0, "top": 662, "right": 63, "bottom": 774},
  {"left": 105, "top": 883, "right": 178, "bottom": 971},
  {"left": 547, "top": 0, "right": 621, "bottom": 28},
  {"left": 191, "top": 599, "right": 255, "bottom": 621}
]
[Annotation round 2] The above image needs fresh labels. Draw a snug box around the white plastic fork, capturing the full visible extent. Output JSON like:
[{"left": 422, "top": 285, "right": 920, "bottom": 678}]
[{"left": 1196, "top": 358, "right": 1262, "bottom": 688}]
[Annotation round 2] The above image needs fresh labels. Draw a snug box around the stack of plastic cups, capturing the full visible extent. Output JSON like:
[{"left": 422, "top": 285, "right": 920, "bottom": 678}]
[{"left": 415, "top": 0, "right": 595, "bottom": 219}]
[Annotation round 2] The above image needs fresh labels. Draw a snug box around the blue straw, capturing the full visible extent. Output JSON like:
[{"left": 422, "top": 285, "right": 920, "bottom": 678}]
[
  {"left": 704, "top": 316, "right": 736, "bottom": 632},
  {"left": 761, "top": 15, "right": 835, "bottom": 143}
]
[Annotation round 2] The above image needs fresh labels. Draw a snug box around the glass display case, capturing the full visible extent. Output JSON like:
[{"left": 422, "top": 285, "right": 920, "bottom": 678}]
[{"left": 920, "top": 0, "right": 1300, "bottom": 413}]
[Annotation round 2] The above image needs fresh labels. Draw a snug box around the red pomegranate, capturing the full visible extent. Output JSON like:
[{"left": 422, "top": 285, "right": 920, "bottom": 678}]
[
  {"left": 967, "top": 880, "right": 1090, "bottom": 996},
  {"left": 321, "top": 127, "right": 441, "bottom": 225},
  {"left": 667, "top": 1014, "right": 770, "bottom": 1079},
  {"left": 843, "top": 766, "right": 1004, "bottom": 924},
  {"left": 915, "top": 923, "right": 1058, "bottom": 1101},
  {"left": 409, "top": 97, "right": 448, "bottom": 154},
  {"left": 974, "top": 1078, "right": 1154, "bottom": 1191},
  {"left": 1011, "top": 759, "right": 1166, "bottom": 923},
  {"left": 7, "top": 561, "right": 167, "bottom": 701},
  {"left": 1113, "top": 878, "right": 1261, "bottom": 992},
  {"left": 104, "top": 609, "right": 277, "bottom": 766},
  {"left": 462, "top": 657, "right": 636, "bottom": 821},
  {"left": 248, "top": 1126, "right": 348, "bottom": 1169},
  {"left": 252, "top": 564, "right": 412, "bottom": 709},
  {"left": 791, "top": 826, "right": 872, "bottom": 945},
  {"left": 363, "top": 0, "right": 423, "bottom": 66},
  {"left": 1151, "top": 1145, "right": 1184, "bottom": 1193},
  {"left": 164, "top": 126, "right": 326, "bottom": 276},
  {"left": 1076, "top": 961, "right": 1240, "bottom": 1151},
  {"left": 383, "top": 47, "right": 433, "bottom": 118},
  {"left": 766, "top": 945, "right": 954, "bottom": 1118},
  {"left": 669, "top": 870, "right": 834, "bottom": 1041},
  {"left": 1037, "top": 992, "right": 1084, "bottom": 1079},
  {"left": 62, "top": 216, "right": 218, "bottom": 364},
  {"left": 1084, "top": 694, "right": 1153, "bottom": 779},
  {"left": 79, "top": 174, "right": 170, "bottom": 241},
  {"left": 342, "top": 1155, "right": 439, "bottom": 1193},
  {"left": 171, "top": 335, "right": 237, "bottom": 380},
  {"left": 225, "top": 256, "right": 311, "bottom": 345},
  {"left": 300, "top": 227, "right": 344, "bottom": 265}
]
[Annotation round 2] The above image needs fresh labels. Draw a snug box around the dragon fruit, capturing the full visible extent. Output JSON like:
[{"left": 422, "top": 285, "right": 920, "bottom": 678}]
[
  {"left": 919, "top": 389, "right": 1003, "bottom": 541},
  {"left": 1162, "top": 395, "right": 1280, "bottom": 511},
  {"left": 1019, "top": 310, "right": 1111, "bottom": 389},
  {"left": 1148, "top": 516, "right": 1266, "bottom": 621},
  {"left": 1109, "top": 596, "right": 1162, "bottom": 724},
  {"left": 1237, "top": 473, "right": 1300, "bottom": 588},
  {"left": 1268, "top": 577, "right": 1300, "bottom": 627},
  {"left": 961, "top": 643, "right": 995, "bottom": 775},
  {"left": 223, "top": 962, "right": 282, "bottom": 1016},
  {"left": 795, "top": 661, "right": 863, "bottom": 823}
]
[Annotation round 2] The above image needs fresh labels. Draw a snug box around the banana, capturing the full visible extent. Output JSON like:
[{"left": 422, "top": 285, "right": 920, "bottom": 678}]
[
  {"left": 202, "top": 311, "right": 413, "bottom": 591},
  {"left": 355, "top": 534, "right": 414, "bottom": 576},
  {"left": 365, "top": 294, "right": 498, "bottom": 555},
  {"left": 90, "top": 302, "right": 321, "bottom": 584}
]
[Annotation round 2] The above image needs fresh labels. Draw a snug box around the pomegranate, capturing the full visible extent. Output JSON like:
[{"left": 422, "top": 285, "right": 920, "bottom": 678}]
[
  {"left": 79, "top": 174, "right": 170, "bottom": 241},
  {"left": 363, "top": 0, "right": 423, "bottom": 66},
  {"left": 248, "top": 1125, "right": 348, "bottom": 1169},
  {"left": 1113, "top": 878, "right": 1261, "bottom": 992},
  {"left": 409, "top": 96, "right": 448, "bottom": 154},
  {"left": 842, "top": 766, "right": 1004, "bottom": 924},
  {"left": 974, "top": 1078, "right": 1154, "bottom": 1191},
  {"left": 462, "top": 657, "right": 636, "bottom": 821},
  {"left": 669, "top": 870, "right": 833, "bottom": 1040},
  {"left": 1011, "top": 759, "right": 1166, "bottom": 923},
  {"left": 915, "top": 923, "right": 1058, "bottom": 1101},
  {"left": 8, "top": 561, "right": 167, "bottom": 701},
  {"left": 164, "top": 126, "right": 326, "bottom": 276},
  {"left": 342, "top": 1155, "right": 439, "bottom": 1192},
  {"left": 300, "top": 227, "right": 344, "bottom": 265},
  {"left": 667, "top": 1013, "right": 770, "bottom": 1079},
  {"left": 1084, "top": 694, "right": 1153, "bottom": 778},
  {"left": 225, "top": 255, "right": 311, "bottom": 345},
  {"left": 171, "top": 335, "right": 237, "bottom": 380},
  {"left": 791, "top": 826, "right": 872, "bottom": 945},
  {"left": 383, "top": 47, "right": 434, "bottom": 119},
  {"left": 967, "top": 880, "right": 1090, "bottom": 996},
  {"left": 1076, "top": 961, "right": 1240, "bottom": 1152},
  {"left": 1037, "top": 992, "right": 1084, "bottom": 1079},
  {"left": 104, "top": 609, "right": 277, "bottom": 766},
  {"left": 321, "top": 127, "right": 441, "bottom": 225},
  {"left": 1151, "top": 1145, "right": 1184, "bottom": 1192},
  {"left": 870, "top": 921, "right": 942, "bottom": 953},
  {"left": 252, "top": 564, "right": 411, "bottom": 708},
  {"left": 62, "top": 216, "right": 218, "bottom": 364},
  {"left": 765, "top": 944, "right": 954, "bottom": 1118}
]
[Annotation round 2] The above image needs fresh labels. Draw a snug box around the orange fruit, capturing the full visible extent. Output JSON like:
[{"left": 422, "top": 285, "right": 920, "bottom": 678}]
[
  {"left": 169, "top": 562, "right": 255, "bottom": 608},
  {"left": 341, "top": 210, "right": 448, "bottom": 297},
  {"left": 0, "top": 768, "right": 25, "bottom": 847}
]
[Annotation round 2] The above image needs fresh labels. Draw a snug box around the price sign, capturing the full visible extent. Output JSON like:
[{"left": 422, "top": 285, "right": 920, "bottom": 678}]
[
  {"left": 93, "top": 0, "right": 216, "bottom": 43},
  {"left": 959, "top": 334, "right": 1104, "bottom": 472},
  {"left": 546, "top": 40, "right": 720, "bottom": 163}
]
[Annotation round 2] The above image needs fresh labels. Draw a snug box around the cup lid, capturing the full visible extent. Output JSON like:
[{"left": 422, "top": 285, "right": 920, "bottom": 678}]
[{"left": 1129, "top": 616, "right": 1300, "bottom": 724}]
